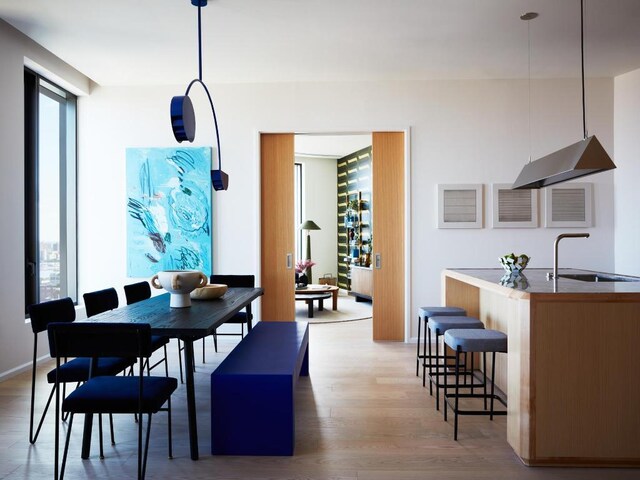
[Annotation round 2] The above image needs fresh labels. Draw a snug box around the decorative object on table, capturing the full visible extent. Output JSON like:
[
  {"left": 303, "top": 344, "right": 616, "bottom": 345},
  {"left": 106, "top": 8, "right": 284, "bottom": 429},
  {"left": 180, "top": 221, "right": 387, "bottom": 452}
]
[
  {"left": 126, "top": 147, "right": 212, "bottom": 277},
  {"left": 191, "top": 283, "right": 228, "bottom": 300},
  {"left": 151, "top": 270, "right": 208, "bottom": 308},
  {"left": 295, "top": 259, "right": 315, "bottom": 287},
  {"left": 437, "top": 184, "right": 483, "bottom": 229},
  {"left": 499, "top": 253, "right": 530, "bottom": 273},
  {"left": 500, "top": 271, "right": 530, "bottom": 290},
  {"left": 299, "top": 220, "right": 321, "bottom": 283},
  {"left": 169, "top": 0, "right": 229, "bottom": 191},
  {"left": 511, "top": 1, "right": 615, "bottom": 190}
]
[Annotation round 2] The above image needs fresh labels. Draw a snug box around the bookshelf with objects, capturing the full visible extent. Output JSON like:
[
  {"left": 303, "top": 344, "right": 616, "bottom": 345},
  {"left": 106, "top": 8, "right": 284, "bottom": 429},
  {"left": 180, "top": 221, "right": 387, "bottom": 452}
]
[{"left": 337, "top": 146, "right": 372, "bottom": 300}]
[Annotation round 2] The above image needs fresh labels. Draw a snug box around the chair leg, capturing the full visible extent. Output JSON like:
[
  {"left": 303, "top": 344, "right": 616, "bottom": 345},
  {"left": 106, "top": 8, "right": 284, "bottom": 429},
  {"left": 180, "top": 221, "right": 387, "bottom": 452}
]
[
  {"left": 98, "top": 414, "right": 105, "bottom": 459},
  {"left": 202, "top": 337, "right": 206, "bottom": 363},
  {"left": 30, "top": 383, "right": 55, "bottom": 444},
  {"left": 213, "top": 331, "right": 218, "bottom": 353},
  {"left": 141, "top": 414, "right": 153, "bottom": 480},
  {"left": 178, "top": 340, "right": 184, "bottom": 384},
  {"left": 109, "top": 413, "right": 116, "bottom": 445},
  {"left": 60, "top": 413, "right": 74, "bottom": 480},
  {"left": 167, "top": 397, "right": 173, "bottom": 459},
  {"left": 483, "top": 352, "right": 488, "bottom": 411},
  {"left": 163, "top": 345, "right": 169, "bottom": 377}
]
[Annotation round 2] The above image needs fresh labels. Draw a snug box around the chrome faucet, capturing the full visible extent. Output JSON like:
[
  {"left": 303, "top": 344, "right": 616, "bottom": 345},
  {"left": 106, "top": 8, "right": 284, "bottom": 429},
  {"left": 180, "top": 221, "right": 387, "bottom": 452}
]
[{"left": 547, "top": 233, "right": 590, "bottom": 280}]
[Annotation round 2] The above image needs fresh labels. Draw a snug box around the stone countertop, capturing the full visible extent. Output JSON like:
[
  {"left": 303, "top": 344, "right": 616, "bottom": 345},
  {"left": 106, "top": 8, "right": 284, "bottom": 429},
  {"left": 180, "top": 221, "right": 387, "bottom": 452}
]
[{"left": 445, "top": 268, "right": 640, "bottom": 295}]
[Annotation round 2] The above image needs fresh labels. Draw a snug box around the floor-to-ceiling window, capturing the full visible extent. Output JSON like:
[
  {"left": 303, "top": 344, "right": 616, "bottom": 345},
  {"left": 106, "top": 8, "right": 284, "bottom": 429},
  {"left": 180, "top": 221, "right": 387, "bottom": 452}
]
[{"left": 24, "top": 69, "right": 77, "bottom": 310}]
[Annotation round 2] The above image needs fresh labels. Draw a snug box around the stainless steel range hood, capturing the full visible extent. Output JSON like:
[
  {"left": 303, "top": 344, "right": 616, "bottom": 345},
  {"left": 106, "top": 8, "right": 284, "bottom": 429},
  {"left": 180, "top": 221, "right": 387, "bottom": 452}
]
[{"left": 511, "top": 135, "right": 615, "bottom": 189}]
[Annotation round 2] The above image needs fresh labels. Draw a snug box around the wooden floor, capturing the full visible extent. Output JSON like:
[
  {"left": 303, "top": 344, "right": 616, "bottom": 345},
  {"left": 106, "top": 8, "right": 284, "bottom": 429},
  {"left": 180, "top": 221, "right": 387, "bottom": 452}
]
[{"left": 1, "top": 319, "right": 639, "bottom": 479}]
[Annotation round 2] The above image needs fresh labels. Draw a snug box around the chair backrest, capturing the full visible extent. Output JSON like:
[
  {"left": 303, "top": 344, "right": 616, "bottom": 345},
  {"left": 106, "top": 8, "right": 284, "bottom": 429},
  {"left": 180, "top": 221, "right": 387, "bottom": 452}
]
[
  {"left": 124, "top": 281, "right": 152, "bottom": 305},
  {"left": 83, "top": 288, "right": 119, "bottom": 318},
  {"left": 28, "top": 297, "right": 76, "bottom": 334},
  {"left": 210, "top": 274, "right": 255, "bottom": 288},
  {"left": 48, "top": 322, "right": 152, "bottom": 361}
]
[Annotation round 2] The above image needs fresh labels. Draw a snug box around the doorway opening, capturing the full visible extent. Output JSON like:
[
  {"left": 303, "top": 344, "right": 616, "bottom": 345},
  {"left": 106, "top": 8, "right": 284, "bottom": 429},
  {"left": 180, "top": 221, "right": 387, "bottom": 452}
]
[{"left": 294, "top": 133, "right": 373, "bottom": 322}]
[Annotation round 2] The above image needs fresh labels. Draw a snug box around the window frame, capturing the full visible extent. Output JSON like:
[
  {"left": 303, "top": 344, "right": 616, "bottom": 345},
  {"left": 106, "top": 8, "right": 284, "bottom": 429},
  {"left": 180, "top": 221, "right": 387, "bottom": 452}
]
[{"left": 24, "top": 68, "right": 78, "bottom": 312}]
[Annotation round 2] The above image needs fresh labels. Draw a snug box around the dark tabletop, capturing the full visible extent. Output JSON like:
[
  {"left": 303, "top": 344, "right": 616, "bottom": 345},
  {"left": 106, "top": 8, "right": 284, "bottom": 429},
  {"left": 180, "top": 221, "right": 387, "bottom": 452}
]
[{"left": 82, "top": 287, "right": 263, "bottom": 338}]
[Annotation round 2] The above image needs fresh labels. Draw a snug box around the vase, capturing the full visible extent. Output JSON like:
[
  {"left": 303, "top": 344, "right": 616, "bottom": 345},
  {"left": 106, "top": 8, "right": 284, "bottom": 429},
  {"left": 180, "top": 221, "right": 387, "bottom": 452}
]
[{"left": 298, "top": 273, "right": 308, "bottom": 287}]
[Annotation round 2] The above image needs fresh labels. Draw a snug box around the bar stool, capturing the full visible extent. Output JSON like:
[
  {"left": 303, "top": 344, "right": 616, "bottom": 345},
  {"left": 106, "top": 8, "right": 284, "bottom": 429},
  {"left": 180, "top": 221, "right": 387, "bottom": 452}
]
[
  {"left": 427, "top": 316, "right": 484, "bottom": 411},
  {"left": 443, "top": 328, "right": 508, "bottom": 440},
  {"left": 416, "top": 307, "right": 466, "bottom": 385}
]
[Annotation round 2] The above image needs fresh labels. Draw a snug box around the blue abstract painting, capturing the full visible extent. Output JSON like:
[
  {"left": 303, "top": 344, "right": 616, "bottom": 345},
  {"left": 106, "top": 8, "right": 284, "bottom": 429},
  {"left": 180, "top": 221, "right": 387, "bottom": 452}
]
[{"left": 126, "top": 147, "right": 212, "bottom": 277}]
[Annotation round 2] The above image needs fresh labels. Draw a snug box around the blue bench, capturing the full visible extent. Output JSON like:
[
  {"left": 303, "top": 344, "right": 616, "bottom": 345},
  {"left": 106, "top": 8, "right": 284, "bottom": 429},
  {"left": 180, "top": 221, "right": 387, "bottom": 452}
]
[{"left": 210, "top": 321, "right": 309, "bottom": 455}]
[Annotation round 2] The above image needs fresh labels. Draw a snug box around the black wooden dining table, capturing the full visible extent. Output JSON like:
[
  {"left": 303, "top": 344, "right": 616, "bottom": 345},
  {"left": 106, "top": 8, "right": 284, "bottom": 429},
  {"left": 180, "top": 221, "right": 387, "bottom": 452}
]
[{"left": 81, "top": 287, "right": 264, "bottom": 460}]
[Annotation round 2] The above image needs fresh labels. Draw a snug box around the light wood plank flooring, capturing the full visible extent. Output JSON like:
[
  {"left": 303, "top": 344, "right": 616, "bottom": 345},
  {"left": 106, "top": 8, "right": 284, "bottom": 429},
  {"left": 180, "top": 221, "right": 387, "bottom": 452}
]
[{"left": 1, "top": 319, "right": 638, "bottom": 479}]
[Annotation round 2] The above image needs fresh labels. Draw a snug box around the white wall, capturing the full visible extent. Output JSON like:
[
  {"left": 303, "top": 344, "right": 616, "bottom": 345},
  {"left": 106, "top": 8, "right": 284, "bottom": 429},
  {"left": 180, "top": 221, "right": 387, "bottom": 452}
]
[
  {"left": 295, "top": 155, "right": 338, "bottom": 282},
  {"left": 77, "top": 78, "right": 615, "bottom": 343},
  {"left": 614, "top": 68, "right": 640, "bottom": 276},
  {"left": 0, "top": 20, "right": 92, "bottom": 379},
  {"left": 0, "top": 18, "right": 620, "bottom": 376}
]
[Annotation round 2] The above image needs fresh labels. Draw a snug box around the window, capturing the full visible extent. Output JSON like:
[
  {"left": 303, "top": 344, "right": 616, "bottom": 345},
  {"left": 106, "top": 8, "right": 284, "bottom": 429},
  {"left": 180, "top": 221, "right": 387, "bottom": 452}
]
[{"left": 24, "top": 69, "right": 77, "bottom": 310}]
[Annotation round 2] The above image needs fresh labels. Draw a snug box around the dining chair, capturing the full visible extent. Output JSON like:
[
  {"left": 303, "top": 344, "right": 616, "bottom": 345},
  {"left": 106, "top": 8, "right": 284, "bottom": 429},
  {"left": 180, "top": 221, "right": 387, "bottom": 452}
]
[
  {"left": 207, "top": 274, "right": 254, "bottom": 354},
  {"left": 27, "top": 297, "right": 134, "bottom": 451},
  {"left": 48, "top": 322, "right": 178, "bottom": 480},
  {"left": 123, "top": 281, "right": 171, "bottom": 376}
]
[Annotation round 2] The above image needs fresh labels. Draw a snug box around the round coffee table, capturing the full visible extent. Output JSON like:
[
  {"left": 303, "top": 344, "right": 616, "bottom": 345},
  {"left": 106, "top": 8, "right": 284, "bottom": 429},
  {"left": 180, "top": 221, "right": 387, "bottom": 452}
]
[{"left": 294, "top": 284, "right": 339, "bottom": 311}]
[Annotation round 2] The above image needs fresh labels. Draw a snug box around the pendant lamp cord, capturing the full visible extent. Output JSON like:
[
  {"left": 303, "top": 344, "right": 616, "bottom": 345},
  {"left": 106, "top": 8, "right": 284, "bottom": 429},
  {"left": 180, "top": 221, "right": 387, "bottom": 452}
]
[
  {"left": 581, "top": 0, "right": 587, "bottom": 140},
  {"left": 198, "top": 3, "right": 203, "bottom": 82},
  {"left": 527, "top": 19, "right": 532, "bottom": 163},
  {"left": 186, "top": 1, "right": 222, "bottom": 172}
]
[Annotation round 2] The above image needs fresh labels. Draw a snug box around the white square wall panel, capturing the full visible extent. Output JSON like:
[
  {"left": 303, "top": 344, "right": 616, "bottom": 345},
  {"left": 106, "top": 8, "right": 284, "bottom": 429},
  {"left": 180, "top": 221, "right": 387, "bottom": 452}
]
[
  {"left": 437, "top": 184, "right": 483, "bottom": 229},
  {"left": 491, "top": 183, "right": 538, "bottom": 228},
  {"left": 544, "top": 183, "right": 593, "bottom": 228}
]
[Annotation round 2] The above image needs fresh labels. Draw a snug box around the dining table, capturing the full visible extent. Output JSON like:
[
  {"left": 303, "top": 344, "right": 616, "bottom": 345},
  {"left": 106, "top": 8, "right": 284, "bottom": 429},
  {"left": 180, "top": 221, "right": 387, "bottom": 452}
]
[{"left": 80, "top": 286, "right": 264, "bottom": 460}]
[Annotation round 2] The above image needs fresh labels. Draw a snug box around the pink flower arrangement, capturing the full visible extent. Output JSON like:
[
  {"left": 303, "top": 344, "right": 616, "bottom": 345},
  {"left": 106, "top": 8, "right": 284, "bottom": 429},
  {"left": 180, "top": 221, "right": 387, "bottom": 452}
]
[{"left": 295, "top": 259, "right": 316, "bottom": 274}]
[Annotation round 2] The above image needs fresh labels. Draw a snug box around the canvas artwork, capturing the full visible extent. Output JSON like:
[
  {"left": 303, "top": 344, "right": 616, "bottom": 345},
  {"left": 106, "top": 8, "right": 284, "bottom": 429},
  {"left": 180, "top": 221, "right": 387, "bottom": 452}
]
[{"left": 126, "top": 147, "right": 212, "bottom": 277}]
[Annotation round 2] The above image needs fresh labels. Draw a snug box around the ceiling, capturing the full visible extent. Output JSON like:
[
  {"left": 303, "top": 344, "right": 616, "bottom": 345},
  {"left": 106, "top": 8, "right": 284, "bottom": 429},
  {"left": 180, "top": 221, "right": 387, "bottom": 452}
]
[
  {"left": 295, "top": 134, "right": 372, "bottom": 158},
  {"left": 1, "top": 0, "right": 640, "bottom": 86}
]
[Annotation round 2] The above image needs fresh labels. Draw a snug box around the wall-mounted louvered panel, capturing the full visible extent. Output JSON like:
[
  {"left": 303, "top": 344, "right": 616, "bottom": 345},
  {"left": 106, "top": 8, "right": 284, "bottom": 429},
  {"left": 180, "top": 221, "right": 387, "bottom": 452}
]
[
  {"left": 491, "top": 183, "right": 538, "bottom": 228},
  {"left": 437, "top": 184, "right": 483, "bottom": 228},
  {"left": 545, "top": 183, "right": 592, "bottom": 228}
]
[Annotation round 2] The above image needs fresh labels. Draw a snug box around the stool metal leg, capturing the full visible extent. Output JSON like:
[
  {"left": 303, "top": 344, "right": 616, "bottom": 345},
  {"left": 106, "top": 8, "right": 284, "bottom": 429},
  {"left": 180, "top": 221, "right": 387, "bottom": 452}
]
[
  {"left": 454, "top": 348, "right": 461, "bottom": 441},
  {"left": 483, "top": 352, "right": 488, "bottom": 411},
  {"left": 416, "top": 315, "right": 421, "bottom": 377},
  {"left": 490, "top": 352, "right": 496, "bottom": 421},
  {"left": 435, "top": 329, "right": 441, "bottom": 410}
]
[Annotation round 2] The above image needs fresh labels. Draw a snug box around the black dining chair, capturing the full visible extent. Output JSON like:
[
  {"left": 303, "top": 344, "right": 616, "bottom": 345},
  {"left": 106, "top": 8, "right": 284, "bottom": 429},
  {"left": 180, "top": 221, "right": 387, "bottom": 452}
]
[
  {"left": 123, "top": 282, "right": 171, "bottom": 377},
  {"left": 48, "top": 322, "right": 177, "bottom": 480},
  {"left": 27, "top": 297, "right": 134, "bottom": 452},
  {"left": 206, "top": 274, "right": 255, "bottom": 354}
]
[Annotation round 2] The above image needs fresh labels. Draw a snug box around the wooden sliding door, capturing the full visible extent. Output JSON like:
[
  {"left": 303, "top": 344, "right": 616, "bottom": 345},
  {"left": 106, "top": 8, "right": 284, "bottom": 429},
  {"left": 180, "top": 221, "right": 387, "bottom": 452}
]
[
  {"left": 372, "top": 132, "right": 405, "bottom": 340},
  {"left": 260, "top": 133, "right": 295, "bottom": 321}
]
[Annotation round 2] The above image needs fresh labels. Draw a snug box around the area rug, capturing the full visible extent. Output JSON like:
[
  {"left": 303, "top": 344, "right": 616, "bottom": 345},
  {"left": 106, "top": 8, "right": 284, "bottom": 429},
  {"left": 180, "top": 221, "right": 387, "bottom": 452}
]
[{"left": 295, "top": 290, "right": 372, "bottom": 324}]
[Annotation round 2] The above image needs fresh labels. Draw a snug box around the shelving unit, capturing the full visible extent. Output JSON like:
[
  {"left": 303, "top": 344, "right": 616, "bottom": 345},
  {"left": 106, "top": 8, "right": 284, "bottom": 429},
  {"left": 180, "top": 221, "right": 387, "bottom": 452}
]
[{"left": 337, "top": 146, "right": 372, "bottom": 292}]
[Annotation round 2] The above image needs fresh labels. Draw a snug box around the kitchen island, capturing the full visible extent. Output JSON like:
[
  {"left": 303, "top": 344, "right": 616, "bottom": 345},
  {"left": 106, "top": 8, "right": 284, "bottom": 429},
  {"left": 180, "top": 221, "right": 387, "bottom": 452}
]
[{"left": 443, "top": 268, "right": 640, "bottom": 467}]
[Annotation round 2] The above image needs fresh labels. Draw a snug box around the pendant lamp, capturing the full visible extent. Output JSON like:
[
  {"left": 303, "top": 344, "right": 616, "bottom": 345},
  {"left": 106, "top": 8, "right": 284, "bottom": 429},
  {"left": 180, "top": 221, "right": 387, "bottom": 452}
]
[
  {"left": 170, "top": 0, "right": 229, "bottom": 191},
  {"left": 511, "top": 0, "right": 615, "bottom": 190}
]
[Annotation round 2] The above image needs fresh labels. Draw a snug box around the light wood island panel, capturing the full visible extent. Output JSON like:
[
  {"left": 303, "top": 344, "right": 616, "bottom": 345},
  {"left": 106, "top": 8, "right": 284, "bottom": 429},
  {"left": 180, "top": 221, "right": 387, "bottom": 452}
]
[{"left": 443, "top": 268, "right": 640, "bottom": 467}]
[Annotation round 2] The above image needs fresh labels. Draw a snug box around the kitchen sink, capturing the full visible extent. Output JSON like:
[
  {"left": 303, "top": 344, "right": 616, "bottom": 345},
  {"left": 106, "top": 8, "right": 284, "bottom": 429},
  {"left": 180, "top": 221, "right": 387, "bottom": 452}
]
[{"left": 557, "top": 273, "right": 640, "bottom": 282}]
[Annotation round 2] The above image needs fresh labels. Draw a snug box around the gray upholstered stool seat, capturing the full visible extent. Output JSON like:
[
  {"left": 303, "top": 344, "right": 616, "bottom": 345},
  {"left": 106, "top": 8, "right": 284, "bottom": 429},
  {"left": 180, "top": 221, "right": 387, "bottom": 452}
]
[
  {"left": 419, "top": 306, "right": 466, "bottom": 319},
  {"left": 428, "top": 316, "right": 484, "bottom": 334},
  {"left": 444, "top": 329, "right": 507, "bottom": 353},
  {"left": 442, "top": 328, "right": 508, "bottom": 440},
  {"left": 426, "top": 316, "right": 484, "bottom": 410},
  {"left": 416, "top": 306, "right": 467, "bottom": 382}
]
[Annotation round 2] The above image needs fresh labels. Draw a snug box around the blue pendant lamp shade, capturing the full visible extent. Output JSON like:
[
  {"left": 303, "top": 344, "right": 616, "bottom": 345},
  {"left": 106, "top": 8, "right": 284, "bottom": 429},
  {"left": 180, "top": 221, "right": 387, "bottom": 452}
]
[
  {"left": 170, "top": 0, "right": 229, "bottom": 190},
  {"left": 170, "top": 95, "right": 195, "bottom": 142}
]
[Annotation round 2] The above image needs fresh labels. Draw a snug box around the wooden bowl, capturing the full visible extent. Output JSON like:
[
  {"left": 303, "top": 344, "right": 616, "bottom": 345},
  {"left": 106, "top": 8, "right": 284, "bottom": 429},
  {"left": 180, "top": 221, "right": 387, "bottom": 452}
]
[{"left": 190, "top": 284, "right": 228, "bottom": 300}]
